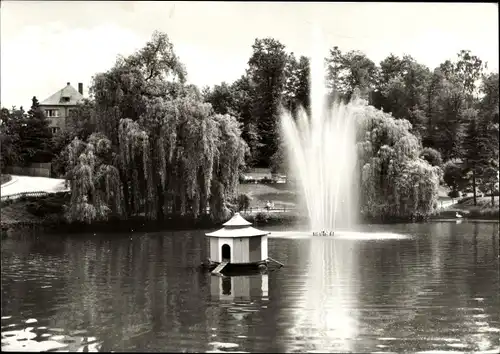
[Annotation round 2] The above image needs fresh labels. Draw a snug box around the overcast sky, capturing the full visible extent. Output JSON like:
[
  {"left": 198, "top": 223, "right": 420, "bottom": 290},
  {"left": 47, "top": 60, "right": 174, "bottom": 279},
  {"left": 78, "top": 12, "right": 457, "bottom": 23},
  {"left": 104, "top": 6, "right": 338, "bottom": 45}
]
[{"left": 1, "top": 1, "right": 498, "bottom": 109}]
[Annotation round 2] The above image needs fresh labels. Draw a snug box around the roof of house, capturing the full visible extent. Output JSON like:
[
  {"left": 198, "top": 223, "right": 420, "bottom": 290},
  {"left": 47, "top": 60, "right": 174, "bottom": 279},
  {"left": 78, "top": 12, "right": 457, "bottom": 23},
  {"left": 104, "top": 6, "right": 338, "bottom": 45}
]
[
  {"left": 40, "top": 82, "right": 83, "bottom": 106},
  {"left": 206, "top": 212, "right": 270, "bottom": 238},
  {"left": 223, "top": 212, "right": 252, "bottom": 227},
  {"left": 205, "top": 226, "right": 270, "bottom": 238}
]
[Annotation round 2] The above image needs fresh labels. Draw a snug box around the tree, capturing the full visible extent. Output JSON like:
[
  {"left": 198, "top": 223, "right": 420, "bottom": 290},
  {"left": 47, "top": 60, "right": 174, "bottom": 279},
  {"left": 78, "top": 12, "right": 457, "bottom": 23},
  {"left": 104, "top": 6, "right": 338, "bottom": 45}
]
[
  {"left": 325, "top": 47, "right": 378, "bottom": 101},
  {"left": 0, "top": 107, "right": 22, "bottom": 170},
  {"left": 443, "top": 160, "right": 468, "bottom": 195},
  {"left": 51, "top": 98, "right": 98, "bottom": 178},
  {"left": 270, "top": 135, "right": 287, "bottom": 175},
  {"left": 282, "top": 54, "right": 310, "bottom": 116},
  {"left": 425, "top": 51, "right": 485, "bottom": 159},
  {"left": 420, "top": 147, "right": 443, "bottom": 167},
  {"left": 71, "top": 31, "right": 249, "bottom": 224},
  {"left": 455, "top": 50, "right": 485, "bottom": 106},
  {"left": 91, "top": 31, "right": 186, "bottom": 145},
  {"left": 65, "top": 133, "right": 123, "bottom": 223},
  {"left": 375, "top": 55, "right": 431, "bottom": 138},
  {"left": 237, "top": 193, "right": 251, "bottom": 212},
  {"left": 230, "top": 75, "right": 259, "bottom": 165},
  {"left": 461, "top": 109, "right": 483, "bottom": 206},
  {"left": 356, "top": 101, "right": 441, "bottom": 221},
  {"left": 477, "top": 72, "right": 499, "bottom": 204},
  {"left": 203, "top": 82, "right": 236, "bottom": 116},
  {"left": 478, "top": 163, "right": 499, "bottom": 205},
  {"left": 247, "top": 37, "right": 289, "bottom": 167},
  {"left": 18, "top": 97, "right": 53, "bottom": 164},
  {"left": 66, "top": 98, "right": 97, "bottom": 141},
  {"left": 428, "top": 67, "right": 466, "bottom": 160}
]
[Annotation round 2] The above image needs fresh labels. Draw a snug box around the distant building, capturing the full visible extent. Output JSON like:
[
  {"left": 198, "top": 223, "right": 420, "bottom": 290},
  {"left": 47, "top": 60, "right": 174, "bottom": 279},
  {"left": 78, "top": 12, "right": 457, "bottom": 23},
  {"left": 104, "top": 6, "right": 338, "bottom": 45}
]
[{"left": 39, "top": 82, "right": 84, "bottom": 134}]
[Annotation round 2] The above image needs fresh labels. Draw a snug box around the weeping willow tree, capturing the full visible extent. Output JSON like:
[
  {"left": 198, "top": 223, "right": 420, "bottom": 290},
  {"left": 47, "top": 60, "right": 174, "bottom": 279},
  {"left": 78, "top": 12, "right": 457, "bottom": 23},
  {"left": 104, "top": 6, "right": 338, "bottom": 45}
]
[
  {"left": 355, "top": 101, "right": 441, "bottom": 221},
  {"left": 66, "top": 31, "right": 247, "bottom": 224},
  {"left": 65, "top": 133, "right": 124, "bottom": 223},
  {"left": 117, "top": 97, "right": 247, "bottom": 222},
  {"left": 91, "top": 30, "right": 187, "bottom": 145},
  {"left": 116, "top": 98, "right": 246, "bottom": 222}
]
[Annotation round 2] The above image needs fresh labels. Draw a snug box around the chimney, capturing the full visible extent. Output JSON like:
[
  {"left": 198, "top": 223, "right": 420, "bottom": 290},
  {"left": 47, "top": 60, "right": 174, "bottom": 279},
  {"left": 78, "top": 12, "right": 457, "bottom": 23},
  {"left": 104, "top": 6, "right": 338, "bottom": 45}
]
[{"left": 78, "top": 83, "right": 83, "bottom": 95}]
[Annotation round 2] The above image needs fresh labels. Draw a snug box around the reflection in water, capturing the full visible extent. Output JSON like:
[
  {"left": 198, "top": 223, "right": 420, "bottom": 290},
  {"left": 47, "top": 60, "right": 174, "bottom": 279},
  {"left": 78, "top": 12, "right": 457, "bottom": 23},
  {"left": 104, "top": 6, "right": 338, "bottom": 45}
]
[
  {"left": 288, "top": 237, "right": 358, "bottom": 352},
  {"left": 211, "top": 275, "right": 268, "bottom": 302},
  {"left": 208, "top": 274, "right": 271, "bottom": 352},
  {"left": 1, "top": 222, "right": 499, "bottom": 352}
]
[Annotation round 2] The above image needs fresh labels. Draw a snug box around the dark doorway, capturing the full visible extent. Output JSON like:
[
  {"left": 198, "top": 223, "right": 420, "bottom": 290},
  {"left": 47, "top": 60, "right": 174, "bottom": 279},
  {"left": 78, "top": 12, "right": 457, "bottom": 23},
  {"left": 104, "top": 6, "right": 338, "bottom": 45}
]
[{"left": 221, "top": 244, "right": 231, "bottom": 261}]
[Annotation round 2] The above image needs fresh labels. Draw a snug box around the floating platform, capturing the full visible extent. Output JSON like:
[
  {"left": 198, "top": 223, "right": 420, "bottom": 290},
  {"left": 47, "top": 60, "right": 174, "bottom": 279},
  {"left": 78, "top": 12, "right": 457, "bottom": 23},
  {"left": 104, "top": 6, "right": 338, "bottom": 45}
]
[
  {"left": 203, "top": 212, "right": 284, "bottom": 276},
  {"left": 200, "top": 257, "right": 283, "bottom": 276}
]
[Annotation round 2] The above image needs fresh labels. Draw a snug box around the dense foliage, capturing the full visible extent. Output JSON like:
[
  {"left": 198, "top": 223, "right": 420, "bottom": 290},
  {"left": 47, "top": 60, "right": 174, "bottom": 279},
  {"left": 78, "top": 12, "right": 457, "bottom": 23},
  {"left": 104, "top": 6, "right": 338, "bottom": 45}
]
[
  {"left": 2, "top": 30, "right": 498, "bottom": 223},
  {"left": 355, "top": 102, "right": 441, "bottom": 221},
  {"left": 0, "top": 98, "right": 53, "bottom": 170},
  {"left": 62, "top": 32, "right": 246, "bottom": 224}
]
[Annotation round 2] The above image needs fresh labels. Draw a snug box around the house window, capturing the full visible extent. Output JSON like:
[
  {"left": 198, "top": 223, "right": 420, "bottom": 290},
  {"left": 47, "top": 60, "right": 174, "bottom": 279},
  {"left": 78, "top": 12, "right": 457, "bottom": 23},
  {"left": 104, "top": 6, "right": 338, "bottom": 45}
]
[
  {"left": 51, "top": 127, "right": 61, "bottom": 134},
  {"left": 45, "top": 109, "right": 59, "bottom": 117},
  {"left": 62, "top": 97, "right": 70, "bottom": 102}
]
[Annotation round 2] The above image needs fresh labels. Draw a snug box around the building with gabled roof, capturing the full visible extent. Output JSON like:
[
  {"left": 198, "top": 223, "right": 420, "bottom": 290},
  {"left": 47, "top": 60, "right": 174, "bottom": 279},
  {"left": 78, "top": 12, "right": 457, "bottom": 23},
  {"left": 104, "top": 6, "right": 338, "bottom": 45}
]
[{"left": 39, "top": 82, "right": 84, "bottom": 134}]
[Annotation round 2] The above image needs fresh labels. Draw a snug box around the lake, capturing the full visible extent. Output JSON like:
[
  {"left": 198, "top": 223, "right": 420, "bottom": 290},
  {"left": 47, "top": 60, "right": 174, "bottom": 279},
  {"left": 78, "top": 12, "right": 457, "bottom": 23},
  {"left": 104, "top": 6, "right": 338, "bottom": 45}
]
[{"left": 1, "top": 221, "right": 499, "bottom": 352}]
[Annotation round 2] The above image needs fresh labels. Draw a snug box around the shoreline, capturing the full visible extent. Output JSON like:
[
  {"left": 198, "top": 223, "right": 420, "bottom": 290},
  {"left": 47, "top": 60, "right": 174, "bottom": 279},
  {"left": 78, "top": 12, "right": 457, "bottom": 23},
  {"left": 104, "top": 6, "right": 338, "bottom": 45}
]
[
  {"left": 2, "top": 210, "right": 498, "bottom": 238},
  {"left": 1, "top": 191, "right": 498, "bottom": 238}
]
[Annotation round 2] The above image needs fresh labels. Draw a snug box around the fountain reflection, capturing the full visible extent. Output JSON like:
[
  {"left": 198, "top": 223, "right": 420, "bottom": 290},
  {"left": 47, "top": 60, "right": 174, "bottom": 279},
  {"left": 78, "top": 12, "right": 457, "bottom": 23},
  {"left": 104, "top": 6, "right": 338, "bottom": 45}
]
[{"left": 287, "top": 238, "right": 359, "bottom": 352}]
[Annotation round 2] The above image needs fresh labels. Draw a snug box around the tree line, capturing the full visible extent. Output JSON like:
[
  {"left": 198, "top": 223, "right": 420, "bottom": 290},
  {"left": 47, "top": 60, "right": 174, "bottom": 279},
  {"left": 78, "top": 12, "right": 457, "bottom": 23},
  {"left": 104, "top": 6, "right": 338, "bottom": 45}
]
[
  {"left": 203, "top": 40, "right": 499, "bottom": 206},
  {"left": 1, "top": 31, "right": 498, "bottom": 224}
]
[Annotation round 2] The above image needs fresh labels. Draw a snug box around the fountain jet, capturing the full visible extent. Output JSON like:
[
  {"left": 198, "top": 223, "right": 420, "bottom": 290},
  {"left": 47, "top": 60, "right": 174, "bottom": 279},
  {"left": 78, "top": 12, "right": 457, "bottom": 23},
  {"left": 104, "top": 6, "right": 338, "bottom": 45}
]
[{"left": 280, "top": 26, "right": 360, "bottom": 233}]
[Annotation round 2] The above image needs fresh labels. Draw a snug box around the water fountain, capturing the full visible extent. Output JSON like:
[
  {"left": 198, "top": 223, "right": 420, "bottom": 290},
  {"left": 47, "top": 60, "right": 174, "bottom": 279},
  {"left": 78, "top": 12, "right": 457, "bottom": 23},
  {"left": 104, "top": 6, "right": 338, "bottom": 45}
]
[
  {"left": 280, "top": 27, "right": 360, "bottom": 234},
  {"left": 280, "top": 28, "right": 363, "bottom": 351}
]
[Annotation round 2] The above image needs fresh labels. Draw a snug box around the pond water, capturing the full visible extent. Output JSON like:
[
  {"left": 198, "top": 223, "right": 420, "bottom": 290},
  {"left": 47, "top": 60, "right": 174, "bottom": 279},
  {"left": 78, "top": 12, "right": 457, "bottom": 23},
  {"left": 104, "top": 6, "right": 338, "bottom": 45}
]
[{"left": 1, "top": 221, "right": 499, "bottom": 353}]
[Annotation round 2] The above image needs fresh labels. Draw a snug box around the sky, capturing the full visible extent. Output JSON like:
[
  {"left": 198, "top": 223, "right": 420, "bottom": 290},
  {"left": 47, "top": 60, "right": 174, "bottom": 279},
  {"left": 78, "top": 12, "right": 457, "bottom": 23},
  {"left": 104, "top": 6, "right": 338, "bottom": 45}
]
[{"left": 1, "top": 1, "right": 498, "bottom": 109}]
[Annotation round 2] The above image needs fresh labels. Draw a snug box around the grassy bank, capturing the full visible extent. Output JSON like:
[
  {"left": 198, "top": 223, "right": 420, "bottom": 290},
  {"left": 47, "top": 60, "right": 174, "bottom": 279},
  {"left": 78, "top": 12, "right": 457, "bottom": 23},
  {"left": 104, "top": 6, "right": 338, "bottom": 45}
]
[
  {"left": 431, "top": 195, "right": 499, "bottom": 220},
  {"left": 2, "top": 180, "right": 497, "bottom": 237},
  {"left": 238, "top": 182, "right": 297, "bottom": 209},
  {"left": 0, "top": 187, "right": 304, "bottom": 235},
  {"left": 431, "top": 207, "right": 499, "bottom": 220}
]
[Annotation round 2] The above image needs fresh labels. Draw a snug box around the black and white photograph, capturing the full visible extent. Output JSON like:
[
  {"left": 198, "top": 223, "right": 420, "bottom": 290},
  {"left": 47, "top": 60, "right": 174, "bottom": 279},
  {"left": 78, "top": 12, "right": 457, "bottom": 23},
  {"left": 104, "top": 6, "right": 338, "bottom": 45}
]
[{"left": 1, "top": 1, "right": 499, "bottom": 352}]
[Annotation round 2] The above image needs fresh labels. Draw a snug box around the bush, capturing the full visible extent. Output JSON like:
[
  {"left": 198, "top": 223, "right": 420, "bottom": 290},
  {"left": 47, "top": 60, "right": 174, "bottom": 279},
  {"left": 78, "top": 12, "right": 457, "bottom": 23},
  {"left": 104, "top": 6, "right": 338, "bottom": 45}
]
[
  {"left": 0, "top": 199, "right": 13, "bottom": 208},
  {"left": 25, "top": 192, "right": 70, "bottom": 217},
  {"left": 237, "top": 193, "right": 251, "bottom": 212},
  {"left": 254, "top": 212, "right": 270, "bottom": 224},
  {"left": 443, "top": 161, "right": 467, "bottom": 192},
  {"left": 420, "top": 147, "right": 443, "bottom": 167},
  {"left": 0, "top": 174, "right": 12, "bottom": 185},
  {"left": 468, "top": 207, "right": 499, "bottom": 219},
  {"left": 260, "top": 177, "right": 274, "bottom": 184},
  {"left": 239, "top": 176, "right": 257, "bottom": 184}
]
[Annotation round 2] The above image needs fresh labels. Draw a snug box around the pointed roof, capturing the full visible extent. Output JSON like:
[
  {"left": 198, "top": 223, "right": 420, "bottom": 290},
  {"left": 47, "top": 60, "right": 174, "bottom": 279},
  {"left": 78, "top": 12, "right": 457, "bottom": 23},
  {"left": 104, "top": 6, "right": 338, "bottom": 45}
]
[
  {"left": 40, "top": 82, "right": 84, "bottom": 106},
  {"left": 206, "top": 212, "right": 270, "bottom": 238},
  {"left": 223, "top": 212, "right": 252, "bottom": 227}
]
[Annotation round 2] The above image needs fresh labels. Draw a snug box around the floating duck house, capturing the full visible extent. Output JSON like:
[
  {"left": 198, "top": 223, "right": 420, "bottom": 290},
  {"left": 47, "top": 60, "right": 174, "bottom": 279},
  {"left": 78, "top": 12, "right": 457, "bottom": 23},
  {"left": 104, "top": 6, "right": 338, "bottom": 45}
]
[{"left": 203, "top": 213, "right": 283, "bottom": 275}]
